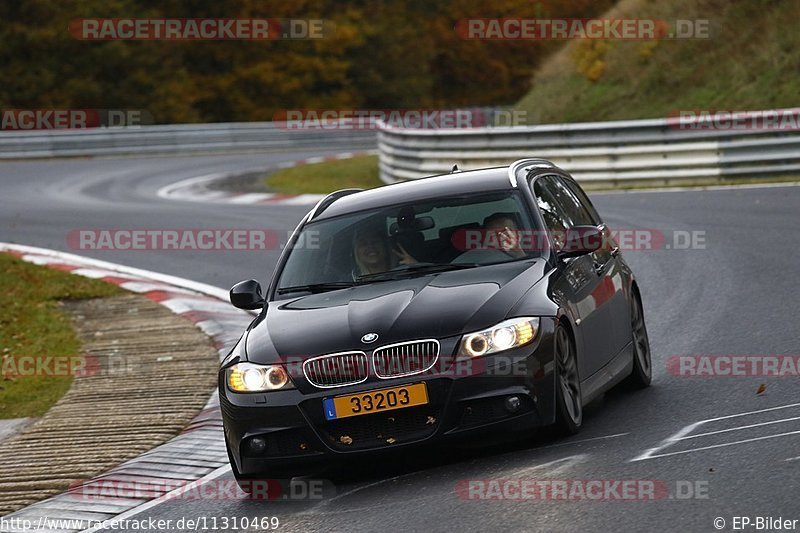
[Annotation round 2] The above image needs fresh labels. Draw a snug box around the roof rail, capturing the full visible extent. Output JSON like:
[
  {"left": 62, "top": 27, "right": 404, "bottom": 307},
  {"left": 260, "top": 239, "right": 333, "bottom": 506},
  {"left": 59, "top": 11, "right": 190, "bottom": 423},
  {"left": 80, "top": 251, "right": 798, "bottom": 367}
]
[
  {"left": 507, "top": 158, "right": 556, "bottom": 186},
  {"left": 307, "top": 188, "right": 363, "bottom": 220}
]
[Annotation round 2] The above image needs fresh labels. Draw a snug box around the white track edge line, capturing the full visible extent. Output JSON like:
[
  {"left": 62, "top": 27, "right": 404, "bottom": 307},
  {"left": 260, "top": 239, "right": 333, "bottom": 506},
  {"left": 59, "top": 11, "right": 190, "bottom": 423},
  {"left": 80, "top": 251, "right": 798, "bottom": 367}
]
[{"left": 0, "top": 242, "right": 229, "bottom": 301}]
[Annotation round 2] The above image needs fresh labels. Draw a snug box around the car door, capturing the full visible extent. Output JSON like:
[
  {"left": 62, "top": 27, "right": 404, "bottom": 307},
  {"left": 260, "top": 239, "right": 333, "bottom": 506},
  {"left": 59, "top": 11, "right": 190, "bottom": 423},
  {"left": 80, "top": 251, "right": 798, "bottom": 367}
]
[
  {"left": 531, "top": 175, "right": 618, "bottom": 378},
  {"left": 557, "top": 176, "right": 631, "bottom": 358}
]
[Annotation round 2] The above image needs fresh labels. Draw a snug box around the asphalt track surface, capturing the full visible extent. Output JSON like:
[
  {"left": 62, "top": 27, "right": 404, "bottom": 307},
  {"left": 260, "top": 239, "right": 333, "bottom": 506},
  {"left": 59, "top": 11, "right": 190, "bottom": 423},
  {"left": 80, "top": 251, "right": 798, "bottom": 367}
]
[{"left": 1, "top": 151, "right": 799, "bottom": 533}]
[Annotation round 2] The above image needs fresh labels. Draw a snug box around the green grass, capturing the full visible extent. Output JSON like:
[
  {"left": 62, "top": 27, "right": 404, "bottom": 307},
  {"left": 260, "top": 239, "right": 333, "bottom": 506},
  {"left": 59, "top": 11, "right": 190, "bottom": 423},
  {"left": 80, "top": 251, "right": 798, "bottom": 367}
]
[
  {"left": 265, "top": 155, "right": 381, "bottom": 194},
  {"left": 0, "top": 254, "right": 122, "bottom": 419},
  {"left": 515, "top": 0, "right": 800, "bottom": 123}
]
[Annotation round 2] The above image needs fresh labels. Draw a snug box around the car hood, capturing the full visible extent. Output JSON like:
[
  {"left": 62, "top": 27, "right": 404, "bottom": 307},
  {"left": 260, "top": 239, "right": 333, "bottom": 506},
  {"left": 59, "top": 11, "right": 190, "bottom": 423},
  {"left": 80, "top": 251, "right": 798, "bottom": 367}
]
[{"left": 246, "top": 259, "right": 548, "bottom": 363}]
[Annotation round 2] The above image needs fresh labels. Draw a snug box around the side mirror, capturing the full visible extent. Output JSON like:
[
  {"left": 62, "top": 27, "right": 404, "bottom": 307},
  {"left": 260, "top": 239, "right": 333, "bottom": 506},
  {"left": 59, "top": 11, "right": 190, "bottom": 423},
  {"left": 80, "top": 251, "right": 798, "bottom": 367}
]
[
  {"left": 559, "top": 225, "right": 604, "bottom": 258},
  {"left": 230, "top": 279, "right": 265, "bottom": 310}
]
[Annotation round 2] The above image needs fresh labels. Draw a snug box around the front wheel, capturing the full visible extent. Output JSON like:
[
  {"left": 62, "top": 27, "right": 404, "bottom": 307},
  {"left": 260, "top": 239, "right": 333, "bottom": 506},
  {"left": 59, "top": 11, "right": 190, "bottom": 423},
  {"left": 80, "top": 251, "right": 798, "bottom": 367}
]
[
  {"left": 623, "top": 290, "right": 652, "bottom": 389},
  {"left": 553, "top": 324, "right": 582, "bottom": 435}
]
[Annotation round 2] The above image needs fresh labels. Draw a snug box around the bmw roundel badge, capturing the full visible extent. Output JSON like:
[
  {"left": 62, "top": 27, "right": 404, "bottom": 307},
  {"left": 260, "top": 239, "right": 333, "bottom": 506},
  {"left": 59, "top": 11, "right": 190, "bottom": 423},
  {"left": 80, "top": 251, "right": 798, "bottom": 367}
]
[{"left": 361, "top": 332, "right": 379, "bottom": 343}]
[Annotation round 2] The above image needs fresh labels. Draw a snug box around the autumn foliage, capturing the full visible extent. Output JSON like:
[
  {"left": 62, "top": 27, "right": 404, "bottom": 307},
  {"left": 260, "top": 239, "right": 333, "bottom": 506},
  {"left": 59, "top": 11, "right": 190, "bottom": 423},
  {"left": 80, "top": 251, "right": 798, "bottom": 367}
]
[{"left": 0, "top": 0, "right": 613, "bottom": 123}]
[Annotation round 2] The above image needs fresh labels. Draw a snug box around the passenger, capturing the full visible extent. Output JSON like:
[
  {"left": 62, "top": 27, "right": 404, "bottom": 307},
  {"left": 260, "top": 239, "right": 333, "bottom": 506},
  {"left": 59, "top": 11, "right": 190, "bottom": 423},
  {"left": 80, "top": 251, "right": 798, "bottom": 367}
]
[
  {"left": 353, "top": 226, "right": 391, "bottom": 276},
  {"left": 353, "top": 225, "right": 417, "bottom": 278}
]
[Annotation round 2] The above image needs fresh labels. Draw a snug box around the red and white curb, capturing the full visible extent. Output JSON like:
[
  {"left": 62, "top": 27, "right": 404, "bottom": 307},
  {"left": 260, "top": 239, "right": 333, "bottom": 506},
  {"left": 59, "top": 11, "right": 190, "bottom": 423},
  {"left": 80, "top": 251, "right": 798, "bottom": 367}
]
[
  {"left": 0, "top": 243, "right": 253, "bottom": 533},
  {"left": 157, "top": 150, "right": 376, "bottom": 206}
]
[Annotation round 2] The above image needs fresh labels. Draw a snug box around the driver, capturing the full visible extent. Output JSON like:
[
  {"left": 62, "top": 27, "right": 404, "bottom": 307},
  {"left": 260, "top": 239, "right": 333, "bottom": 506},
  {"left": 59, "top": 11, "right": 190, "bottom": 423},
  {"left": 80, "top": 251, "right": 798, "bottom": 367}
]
[{"left": 483, "top": 212, "right": 526, "bottom": 258}]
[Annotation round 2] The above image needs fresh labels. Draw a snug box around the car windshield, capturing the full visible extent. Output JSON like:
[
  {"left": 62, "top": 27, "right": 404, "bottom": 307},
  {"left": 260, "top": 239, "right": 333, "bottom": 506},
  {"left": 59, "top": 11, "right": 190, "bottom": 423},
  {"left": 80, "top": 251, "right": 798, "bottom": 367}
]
[{"left": 275, "top": 190, "right": 542, "bottom": 295}]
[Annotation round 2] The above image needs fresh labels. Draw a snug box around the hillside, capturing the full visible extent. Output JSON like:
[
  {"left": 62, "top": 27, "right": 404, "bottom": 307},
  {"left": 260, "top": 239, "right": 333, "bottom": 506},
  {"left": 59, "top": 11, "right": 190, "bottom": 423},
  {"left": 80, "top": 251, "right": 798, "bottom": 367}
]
[{"left": 515, "top": 0, "right": 800, "bottom": 123}]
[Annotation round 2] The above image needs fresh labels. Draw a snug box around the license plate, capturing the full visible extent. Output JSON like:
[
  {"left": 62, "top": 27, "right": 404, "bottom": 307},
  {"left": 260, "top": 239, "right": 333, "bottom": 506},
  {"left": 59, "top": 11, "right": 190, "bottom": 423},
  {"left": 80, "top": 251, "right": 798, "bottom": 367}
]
[{"left": 323, "top": 383, "right": 428, "bottom": 420}]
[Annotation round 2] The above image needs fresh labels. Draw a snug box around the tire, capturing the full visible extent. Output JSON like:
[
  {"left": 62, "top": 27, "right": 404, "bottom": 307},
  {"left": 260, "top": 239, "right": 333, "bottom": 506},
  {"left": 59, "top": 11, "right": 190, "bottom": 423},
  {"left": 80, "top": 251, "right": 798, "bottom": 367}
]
[
  {"left": 554, "top": 323, "right": 582, "bottom": 435},
  {"left": 623, "top": 289, "right": 652, "bottom": 389}
]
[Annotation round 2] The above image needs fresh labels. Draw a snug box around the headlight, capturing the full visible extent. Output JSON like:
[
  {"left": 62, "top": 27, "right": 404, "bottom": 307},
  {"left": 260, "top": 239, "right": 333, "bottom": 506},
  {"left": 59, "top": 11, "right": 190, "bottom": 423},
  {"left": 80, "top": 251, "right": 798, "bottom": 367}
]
[
  {"left": 227, "top": 363, "right": 294, "bottom": 393},
  {"left": 458, "top": 317, "right": 539, "bottom": 358}
]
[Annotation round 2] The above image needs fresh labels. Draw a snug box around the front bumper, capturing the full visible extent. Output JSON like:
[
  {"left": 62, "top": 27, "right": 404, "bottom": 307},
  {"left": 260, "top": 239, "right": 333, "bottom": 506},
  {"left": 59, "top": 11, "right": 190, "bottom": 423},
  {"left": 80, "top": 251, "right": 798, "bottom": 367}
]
[{"left": 220, "top": 318, "right": 557, "bottom": 477}]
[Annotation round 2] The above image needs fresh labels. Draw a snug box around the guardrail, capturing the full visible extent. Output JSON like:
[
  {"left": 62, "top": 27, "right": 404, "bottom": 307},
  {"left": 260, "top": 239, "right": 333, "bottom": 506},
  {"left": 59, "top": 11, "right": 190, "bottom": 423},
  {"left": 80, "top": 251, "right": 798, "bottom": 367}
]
[
  {"left": 0, "top": 122, "right": 376, "bottom": 159},
  {"left": 377, "top": 109, "right": 800, "bottom": 186}
]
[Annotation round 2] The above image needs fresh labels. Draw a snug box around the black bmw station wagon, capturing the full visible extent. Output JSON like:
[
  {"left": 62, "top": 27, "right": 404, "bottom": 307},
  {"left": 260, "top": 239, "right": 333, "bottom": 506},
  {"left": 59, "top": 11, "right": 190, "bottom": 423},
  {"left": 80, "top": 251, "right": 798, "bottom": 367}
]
[{"left": 220, "top": 159, "right": 651, "bottom": 488}]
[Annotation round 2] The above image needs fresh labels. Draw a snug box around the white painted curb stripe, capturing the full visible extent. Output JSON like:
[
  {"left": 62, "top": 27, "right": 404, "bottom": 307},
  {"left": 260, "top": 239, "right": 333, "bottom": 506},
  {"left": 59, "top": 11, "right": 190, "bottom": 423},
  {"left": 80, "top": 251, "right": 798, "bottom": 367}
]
[
  {"left": 156, "top": 150, "right": 377, "bottom": 206},
  {"left": 0, "top": 243, "right": 230, "bottom": 301}
]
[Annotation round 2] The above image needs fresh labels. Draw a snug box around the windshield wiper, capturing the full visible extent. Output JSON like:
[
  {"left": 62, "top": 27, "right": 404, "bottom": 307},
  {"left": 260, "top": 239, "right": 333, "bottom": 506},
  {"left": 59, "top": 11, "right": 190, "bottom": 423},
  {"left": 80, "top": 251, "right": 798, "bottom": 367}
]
[
  {"left": 276, "top": 282, "right": 357, "bottom": 295},
  {"left": 357, "top": 262, "right": 482, "bottom": 282}
]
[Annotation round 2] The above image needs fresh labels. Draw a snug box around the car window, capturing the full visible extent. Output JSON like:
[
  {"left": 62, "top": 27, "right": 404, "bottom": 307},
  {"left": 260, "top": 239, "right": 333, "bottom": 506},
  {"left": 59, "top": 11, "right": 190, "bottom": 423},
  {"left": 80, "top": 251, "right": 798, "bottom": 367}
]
[
  {"left": 544, "top": 175, "right": 595, "bottom": 227},
  {"left": 559, "top": 177, "right": 602, "bottom": 225},
  {"left": 532, "top": 177, "right": 569, "bottom": 250},
  {"left": 532, "top": 178, "right": 567, "bottom": 231}
]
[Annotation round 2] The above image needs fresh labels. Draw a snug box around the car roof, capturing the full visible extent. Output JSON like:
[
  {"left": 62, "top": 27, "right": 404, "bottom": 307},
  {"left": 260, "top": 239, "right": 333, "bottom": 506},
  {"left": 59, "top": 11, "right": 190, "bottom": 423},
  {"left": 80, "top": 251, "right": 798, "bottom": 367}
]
[{"left": 313, "top": 166, "right": 515, "bottom": 220}]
